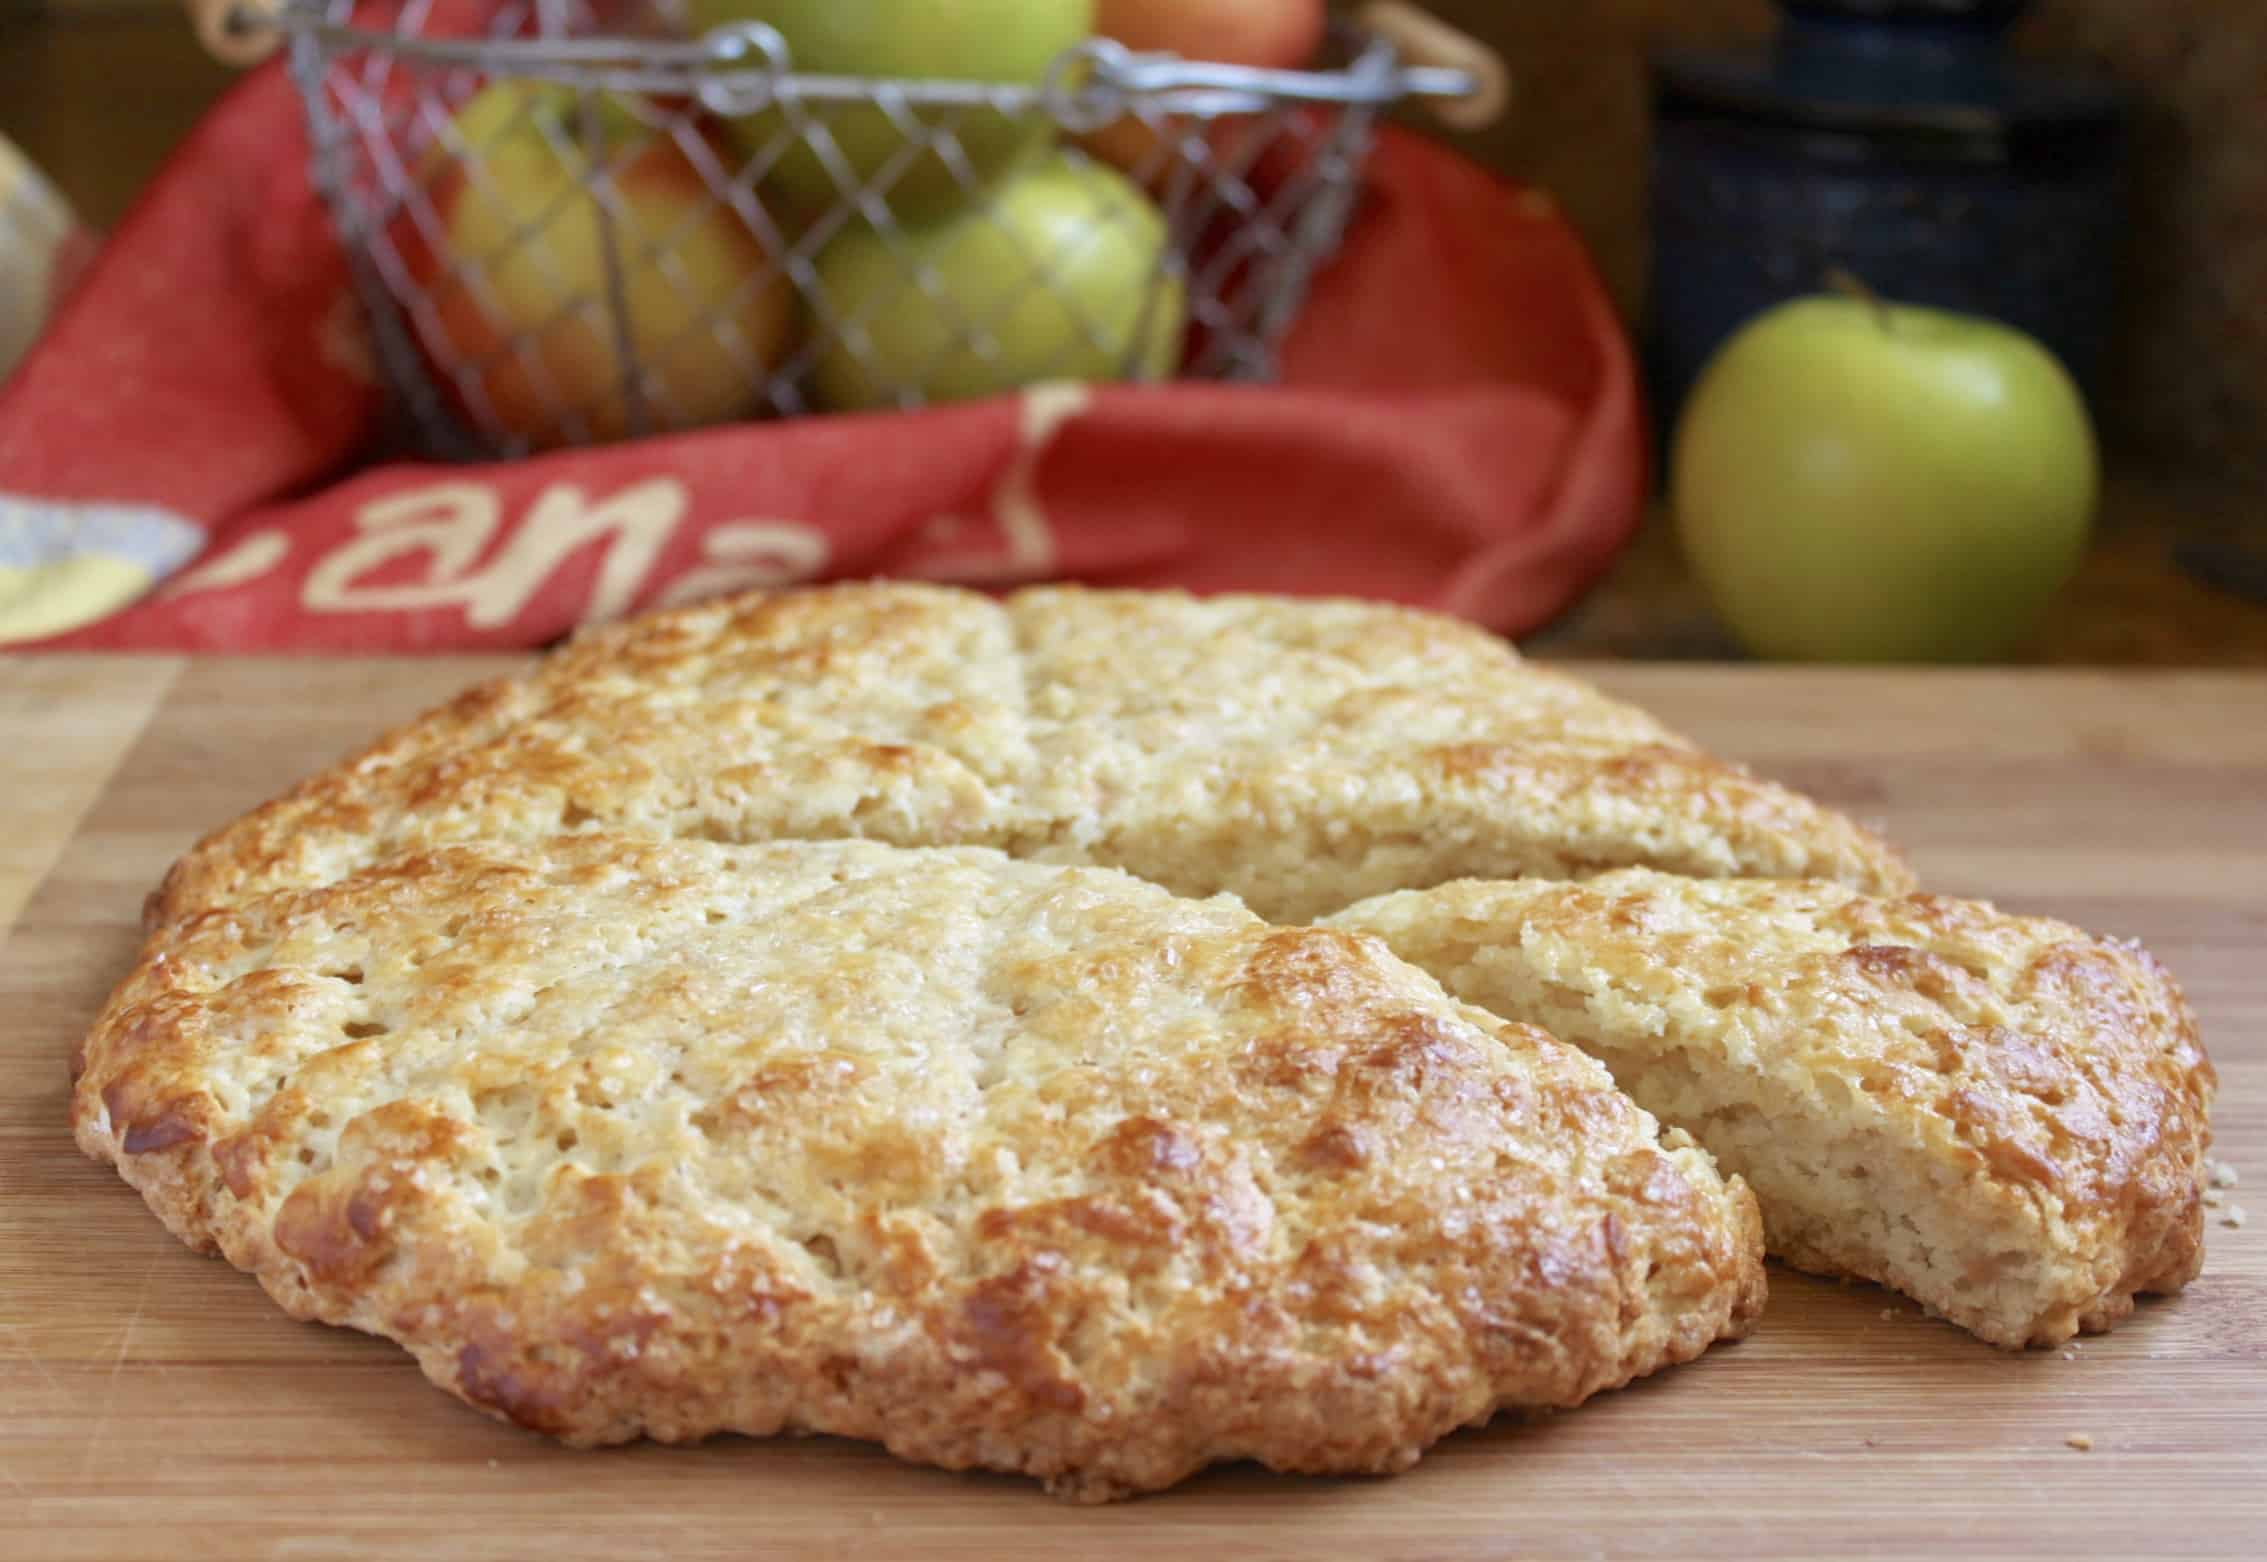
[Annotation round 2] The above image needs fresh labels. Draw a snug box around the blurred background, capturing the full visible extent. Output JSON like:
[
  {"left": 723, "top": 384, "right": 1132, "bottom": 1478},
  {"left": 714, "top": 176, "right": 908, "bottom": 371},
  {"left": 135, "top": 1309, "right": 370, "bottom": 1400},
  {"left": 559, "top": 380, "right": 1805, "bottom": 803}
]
[{"left": 3, "top": 0, "right": 2263, "bottom": 660}]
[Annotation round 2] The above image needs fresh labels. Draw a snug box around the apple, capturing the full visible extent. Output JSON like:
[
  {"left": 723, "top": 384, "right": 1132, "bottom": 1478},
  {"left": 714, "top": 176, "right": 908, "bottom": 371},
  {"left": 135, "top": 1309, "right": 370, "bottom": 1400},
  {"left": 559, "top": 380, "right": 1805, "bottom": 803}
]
[
  {"left": 811, "top": 150, "right": 1184, "bottom": 410},
  {"left": 406, "top": 79, "right": 795, "bottom": 449},
  {"left": 1671, "top": 293, "right": 2098, "bottom": 662},
  {"left": 1081, "top": 0, "right": 1327, "bottom": 177},
  {"left": 679, "top": 0, "right": 1094, "bottom": 220},
  {"left": 1093, "top": 0, "right": 1324, "bottom": 69}
]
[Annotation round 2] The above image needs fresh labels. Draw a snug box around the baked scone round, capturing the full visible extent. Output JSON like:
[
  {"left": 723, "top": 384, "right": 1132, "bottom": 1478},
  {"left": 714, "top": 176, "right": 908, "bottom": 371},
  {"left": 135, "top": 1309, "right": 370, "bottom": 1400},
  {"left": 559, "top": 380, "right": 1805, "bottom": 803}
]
[
  {"left": 146, "top": 584, "right": 1911, "bottom": 928},
  {"left": 75, "top": 837, "right": 1766, "bottom": 1499},
  {"left": 1328, "top": 869, "right": 2216, "bottom": 1347}
]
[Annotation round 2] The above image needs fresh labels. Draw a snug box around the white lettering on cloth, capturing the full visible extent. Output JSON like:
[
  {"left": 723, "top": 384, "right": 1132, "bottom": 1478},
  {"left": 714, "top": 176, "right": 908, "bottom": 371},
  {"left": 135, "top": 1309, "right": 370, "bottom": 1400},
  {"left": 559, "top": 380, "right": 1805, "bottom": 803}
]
[
  {"left": 298, "top": 478, "right": 821, "bottom": 628},
  {"left": 915, "top": 381, "right": 1091, "bottom": 582}
]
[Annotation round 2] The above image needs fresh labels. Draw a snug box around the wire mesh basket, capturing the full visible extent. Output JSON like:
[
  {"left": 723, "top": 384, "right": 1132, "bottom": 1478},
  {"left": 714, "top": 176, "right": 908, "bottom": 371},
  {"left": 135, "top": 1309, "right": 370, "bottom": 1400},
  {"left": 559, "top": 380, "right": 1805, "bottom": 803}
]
[{"left": 241, "top": 0, "right": 1485, "bottom": 457}]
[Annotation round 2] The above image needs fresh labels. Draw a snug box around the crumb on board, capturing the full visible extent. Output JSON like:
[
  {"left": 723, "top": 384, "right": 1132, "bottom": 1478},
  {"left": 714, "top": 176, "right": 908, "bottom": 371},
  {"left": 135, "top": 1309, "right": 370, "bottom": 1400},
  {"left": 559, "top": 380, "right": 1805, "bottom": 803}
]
[
  {"left": 2066, "top": 1434, "right": 2094, "bottom": 1453},
  {"left": 2061, "top": 1349, "right": 2078, "bottom": 1361},
  {"left": 2208, "top": 1159, "right": 2240, "bottom": 1190},
  {"left": 2224, "top": 1203, "right": 2248, "bottom": 1229},
  {"left": 1880, "top": 1308, "right": 1896, "bottom": 1321},
  {"left": 2206, "top": 1190, "right": 2225, "bottom": 1209}
]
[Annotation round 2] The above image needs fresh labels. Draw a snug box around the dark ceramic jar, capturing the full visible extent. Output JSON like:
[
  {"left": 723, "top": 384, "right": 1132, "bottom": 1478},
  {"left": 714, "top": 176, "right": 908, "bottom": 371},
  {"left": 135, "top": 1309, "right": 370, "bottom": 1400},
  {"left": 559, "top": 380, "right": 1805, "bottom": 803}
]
[{"left": 1645, "top": 0, "right": 2125, "bottom": 427}]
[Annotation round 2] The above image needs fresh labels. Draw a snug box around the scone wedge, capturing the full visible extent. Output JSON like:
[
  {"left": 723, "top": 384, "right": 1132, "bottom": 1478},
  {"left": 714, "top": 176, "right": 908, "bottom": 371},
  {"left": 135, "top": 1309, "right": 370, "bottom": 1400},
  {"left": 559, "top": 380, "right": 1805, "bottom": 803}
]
[
  {"left": 77, "top": 837, "right": 1765, "bottom": 1499},
  {"left": 147, "top": 583, "right": 1910, "bottom": 927},
  {"left": 1329, "top": 870, "right": 2214, "bottom": 1348}
]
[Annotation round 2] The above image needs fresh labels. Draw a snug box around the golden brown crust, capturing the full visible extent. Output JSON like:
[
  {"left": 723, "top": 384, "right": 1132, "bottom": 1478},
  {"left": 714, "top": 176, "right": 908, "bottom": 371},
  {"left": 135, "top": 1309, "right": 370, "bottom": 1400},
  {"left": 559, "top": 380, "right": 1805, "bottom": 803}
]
[
  {"left": 1328, "top": 872, "right": 2215, "bottom": 1348},
  {"left": 145, "top": 584, "right": 1910, "bottom": 929},
  {"left": 78, "top": 837, "right": 1764, "bottom": 1498}
]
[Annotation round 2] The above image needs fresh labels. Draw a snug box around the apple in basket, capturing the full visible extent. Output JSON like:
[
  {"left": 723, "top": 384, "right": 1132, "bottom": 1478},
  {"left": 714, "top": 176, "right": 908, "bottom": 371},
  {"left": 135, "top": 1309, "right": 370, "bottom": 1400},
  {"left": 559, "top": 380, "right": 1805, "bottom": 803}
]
[
  {"left": 1081, "top": 0, "right": 1329, "bottom": 177},
  {"left": 811, "top": 149, "right": 1185, "bottom": 411},
  {"left": 1094, "top": 0, "right": 1325, "bottom": 68},
  {"left": 401, "top": 78, "right": 796, "bottom": 450},
  {"left": 678, "top": 0, "right": 1096, "bottom": 220}
]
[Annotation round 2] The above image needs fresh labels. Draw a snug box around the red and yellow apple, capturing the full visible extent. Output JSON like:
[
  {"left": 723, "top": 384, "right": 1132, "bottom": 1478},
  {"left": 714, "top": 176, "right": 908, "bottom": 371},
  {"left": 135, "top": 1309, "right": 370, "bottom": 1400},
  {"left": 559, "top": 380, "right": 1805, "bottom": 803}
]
[
  {"left": 404, "top": 79, "right": 795, "bottom": 449},
  {"left": 1095, "top": 0, "right": 1324, "bottom": 69},
  {"left": 812, "top": 150, "right": 1184, "bottom": 410},
  {"left": 1672, "top": 293, "right": 2097, "bottom": 662},
  {"left": 1080, "top": 0, "right": 1327, "bottom": 176},
  {"left": 679, "top": 0, "right": 1095, "bottom": 219}
]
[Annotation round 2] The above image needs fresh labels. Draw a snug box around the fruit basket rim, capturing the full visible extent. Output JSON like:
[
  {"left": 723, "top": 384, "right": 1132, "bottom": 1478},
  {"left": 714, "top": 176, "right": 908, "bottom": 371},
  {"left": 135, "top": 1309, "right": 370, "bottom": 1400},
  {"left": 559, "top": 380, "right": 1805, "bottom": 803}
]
[{"left": 272, "top": 6, "right": 1481, "bottom": 123}]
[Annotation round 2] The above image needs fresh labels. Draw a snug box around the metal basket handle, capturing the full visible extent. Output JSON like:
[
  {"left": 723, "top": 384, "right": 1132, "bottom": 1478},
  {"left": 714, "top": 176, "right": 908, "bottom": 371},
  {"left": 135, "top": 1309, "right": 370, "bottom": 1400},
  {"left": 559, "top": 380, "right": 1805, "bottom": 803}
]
[
  {"left": 1355, "top": 3, "right": 1510, "bottom": 131},
  {"left": 184, "top": 0, "right": 283, "bottom": 67}
]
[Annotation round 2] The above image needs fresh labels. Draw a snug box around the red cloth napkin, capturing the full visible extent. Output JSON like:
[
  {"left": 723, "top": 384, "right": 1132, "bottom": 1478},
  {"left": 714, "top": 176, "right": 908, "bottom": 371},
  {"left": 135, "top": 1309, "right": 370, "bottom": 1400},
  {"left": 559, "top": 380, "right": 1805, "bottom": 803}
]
[{"left": 0, "top": 60, "right": 1643, "bottom": 652}]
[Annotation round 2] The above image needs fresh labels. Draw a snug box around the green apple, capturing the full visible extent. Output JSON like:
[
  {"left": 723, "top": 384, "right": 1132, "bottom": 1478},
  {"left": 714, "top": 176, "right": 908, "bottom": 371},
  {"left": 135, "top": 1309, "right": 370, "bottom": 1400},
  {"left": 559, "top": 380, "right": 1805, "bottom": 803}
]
[
  {"left": 680, "top": 0, "right": 1094, "bottom": 220},
  {"left": 812, "top": 149, "right": 1183, "bottom": 410},
  {"left": 1671, "top": 294, "right": 2098, "bottom": 662}
]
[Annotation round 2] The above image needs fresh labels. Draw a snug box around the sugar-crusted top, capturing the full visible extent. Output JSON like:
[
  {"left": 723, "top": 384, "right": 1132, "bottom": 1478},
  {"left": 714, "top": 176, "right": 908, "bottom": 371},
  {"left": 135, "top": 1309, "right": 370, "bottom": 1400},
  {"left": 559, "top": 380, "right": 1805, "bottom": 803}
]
[
  {"left": 76, "top": 836, "right": 1763, "bottom": 1498},
  {"left": 1330, "top": 868, "right": 2215, "bottom": 1342},
  {"left": 147, "top": 584, "right": 1912, "bottom": 927}
]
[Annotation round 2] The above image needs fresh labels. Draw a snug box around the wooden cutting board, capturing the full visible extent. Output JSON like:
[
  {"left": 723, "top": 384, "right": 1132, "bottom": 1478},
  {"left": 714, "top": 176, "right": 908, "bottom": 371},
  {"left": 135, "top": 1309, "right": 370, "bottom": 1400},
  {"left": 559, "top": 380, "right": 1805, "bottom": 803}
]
[{"left": 4, "top": 656, "right": 2264, "bottom": 1560}]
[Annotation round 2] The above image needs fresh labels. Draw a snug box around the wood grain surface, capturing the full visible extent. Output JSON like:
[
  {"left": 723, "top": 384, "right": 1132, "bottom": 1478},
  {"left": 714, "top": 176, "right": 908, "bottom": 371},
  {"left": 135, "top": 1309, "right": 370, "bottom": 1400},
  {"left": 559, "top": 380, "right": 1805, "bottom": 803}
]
[{"left": 2, "top": 656, "right": 2262, "bottom": 1560}]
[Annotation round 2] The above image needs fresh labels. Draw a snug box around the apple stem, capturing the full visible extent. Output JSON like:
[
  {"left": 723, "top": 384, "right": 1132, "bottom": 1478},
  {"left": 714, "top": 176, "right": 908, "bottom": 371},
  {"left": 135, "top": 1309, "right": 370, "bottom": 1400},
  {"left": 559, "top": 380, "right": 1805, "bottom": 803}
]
[{"left": 1825, "top": 267, "right": 1896, "bottom": 334}]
